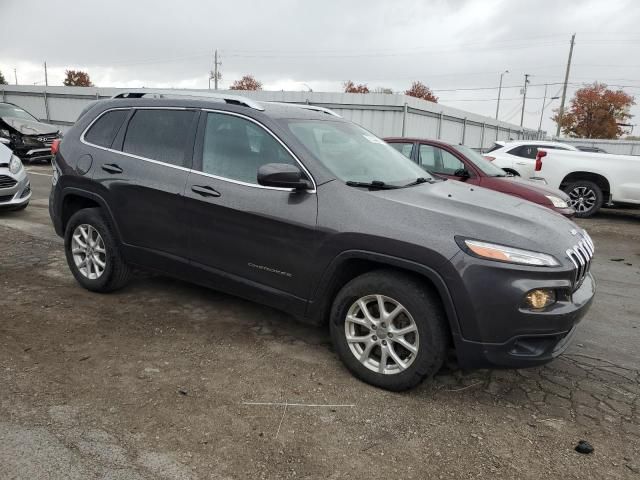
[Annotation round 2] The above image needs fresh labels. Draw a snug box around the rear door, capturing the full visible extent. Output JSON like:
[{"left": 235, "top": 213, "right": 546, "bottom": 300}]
[
  {"left": 91, "top": 107, "right": 198, "bottom": 264},
  {"left": 185, "top": 110, "right": 318, "bottom": 301}
]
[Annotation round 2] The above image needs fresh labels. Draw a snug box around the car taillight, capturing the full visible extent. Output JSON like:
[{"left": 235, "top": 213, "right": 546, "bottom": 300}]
[
  {"left": 535, "top": 150, "right": 547, "bottom": 171},
  {"left": 51, "top": 139, "right": 61, "bottom": 155},
  {"left": 484, "top": 155, "right": 496, "bottom": 162}
]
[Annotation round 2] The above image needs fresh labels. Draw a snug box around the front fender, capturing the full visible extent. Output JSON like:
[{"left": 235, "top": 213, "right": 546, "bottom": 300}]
[{"left": 306, "top": 249, "right": 463, "bottom": 342}]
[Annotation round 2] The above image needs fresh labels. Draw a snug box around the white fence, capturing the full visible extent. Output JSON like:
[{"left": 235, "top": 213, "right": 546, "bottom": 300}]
[
  {"left": 557, "top": 138, "right": 640, "bottom": 156},
  {"left": 1, "top": 85, "right": 541, "bottom": 150}
]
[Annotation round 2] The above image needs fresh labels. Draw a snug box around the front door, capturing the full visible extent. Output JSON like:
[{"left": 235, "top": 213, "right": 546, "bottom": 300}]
[
  {"left": 418, "top": 144, "right": 479, "bottom": 185},
  {"left": 185, "top": 110, "right": 318, "bottom": 304}
]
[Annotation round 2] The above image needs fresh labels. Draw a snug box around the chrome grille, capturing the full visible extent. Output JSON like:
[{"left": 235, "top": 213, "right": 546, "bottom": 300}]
[
  {"left": 0, "top": 175, "right": 18, "bottom": 189},
  {"left": 566, "top": 232, "right": 595, "bottom": 289}
]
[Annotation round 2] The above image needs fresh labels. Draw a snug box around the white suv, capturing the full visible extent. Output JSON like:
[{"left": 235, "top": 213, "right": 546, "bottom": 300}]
[{"left": 485, "top": 141, "right": 579, "bottom": 178}]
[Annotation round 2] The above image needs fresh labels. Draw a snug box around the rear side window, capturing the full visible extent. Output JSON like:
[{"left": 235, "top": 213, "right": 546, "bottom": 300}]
[
  {"left": 419, "top": 145, "right": 437, "bottom": 169},
  {"left": 388, "top": 142, "right": 414, "bottom": 159},
  {"left": 508, "top": 145, "right": 538, "bottom": 159},
  {"left": 84, "top": 110, "right": 128, "bottom": 148},
  {"left": 123, "top": 109, "right": 196, "bottom": 167}
]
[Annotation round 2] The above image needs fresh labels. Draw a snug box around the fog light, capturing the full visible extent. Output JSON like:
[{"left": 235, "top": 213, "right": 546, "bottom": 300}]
[{"left": 525, "top": 289, "right": 556, "bottom": 310}]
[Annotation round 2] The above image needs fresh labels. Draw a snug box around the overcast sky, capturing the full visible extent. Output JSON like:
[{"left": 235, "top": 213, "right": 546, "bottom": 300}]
[{"left": 1, "top": 0, "right": 638, "bottom": 134}]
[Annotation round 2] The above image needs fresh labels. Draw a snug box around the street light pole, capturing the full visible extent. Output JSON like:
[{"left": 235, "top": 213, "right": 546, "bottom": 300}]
[
  {"left": 495, "top": 70, "right": 509, "bottom": 120},
  {"left": 538, "top": 84, "right": 560, "bottom": 138}
]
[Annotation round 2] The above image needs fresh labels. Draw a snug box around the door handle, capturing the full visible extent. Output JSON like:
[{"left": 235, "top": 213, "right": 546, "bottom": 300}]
[
  {"left": 102, "top": 163, "right": 123, "bottom": 174},
  {"left": 516, "top": 162, "right": 528, "bottom": 165},
  {"left": 191, "top": 185, "right": 221, "bottom": 197}
]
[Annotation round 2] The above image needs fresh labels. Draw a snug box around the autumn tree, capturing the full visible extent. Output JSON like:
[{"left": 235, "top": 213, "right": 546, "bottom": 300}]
[
  {"left": 405, "top": 81, "right": 438, "bottom": 103},
  {"left": 63, "top": 70, "right": 94, "bottom": 87},
  {"left": 343, "top": 80, "right": 370, "bottom": 94},
  {"left": 553, "top": 82, "right": 635, "bottom": 139},
  {"left": 230, "top": 75, "right": 262, "bottom": 91},
  {"left": 0, "top": 70, "right": 7, "bottom": 85}
]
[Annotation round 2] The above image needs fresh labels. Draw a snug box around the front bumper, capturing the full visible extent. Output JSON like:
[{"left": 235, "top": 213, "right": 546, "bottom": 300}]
[
  {"left": 449, "top": 250, "right": 595, "bottom": 369},
  {"left": 14, "top": 146, "right": 52, "bottom": 163},
  {"left": 0, "top": 168, "right": 31, "bottom": 209}
]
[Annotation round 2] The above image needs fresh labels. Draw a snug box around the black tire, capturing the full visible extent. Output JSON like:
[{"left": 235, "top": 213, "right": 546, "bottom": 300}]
[
  {"left": 329, "top": 270, "right": 448, "bottom": 391},
  {"left": 563, "top": 180, "right": 603, "bottom": 218},
  {"left": 64, "top": 208, "right": 131, "bottom": 292}
]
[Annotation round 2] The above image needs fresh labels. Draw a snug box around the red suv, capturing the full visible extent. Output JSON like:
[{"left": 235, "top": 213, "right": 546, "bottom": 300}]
[{"left": 385, "top": 138, "right": 575, "bottom": 218}]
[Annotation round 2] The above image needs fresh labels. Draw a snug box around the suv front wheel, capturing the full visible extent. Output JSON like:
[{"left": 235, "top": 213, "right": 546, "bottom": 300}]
[
  {"left": 330, "top": 270, "right": 448, "bottom": 391},
  {"left": 64, "top": 208, "right": 131, "bottom": 292}
]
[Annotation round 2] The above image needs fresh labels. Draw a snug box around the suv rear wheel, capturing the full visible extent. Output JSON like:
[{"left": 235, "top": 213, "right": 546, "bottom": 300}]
[
  {"left": 330, "top": 270, "right": 448, "bottom": 391},
  {"left": 64, "top": 208, "right": 131, "bottom": 292},
  {"left": 564, "top": 180, "right": 603, "bottom": 218}
]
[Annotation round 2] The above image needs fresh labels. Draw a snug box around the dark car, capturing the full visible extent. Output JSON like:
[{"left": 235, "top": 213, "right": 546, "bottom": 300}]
[
  {"left": 385, "top": 138, "right": 575, "bottom": 217},
  {"left": 0, "top": 102, "right": 61, "bottom": 163},
  {"left": 49, "top": 91, "right": 595, "bottom": 391}
]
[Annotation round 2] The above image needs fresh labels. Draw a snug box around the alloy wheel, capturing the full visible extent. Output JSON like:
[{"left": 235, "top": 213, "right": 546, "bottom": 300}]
[
  {"left": 568, "top": 186, "right": 597, "bottom": 213},
  {"left": 344, "top": 295, "right": 420, "bottom": 375},
  {"left": 71, "top": 224, "right": 107, "bottom": 280}
]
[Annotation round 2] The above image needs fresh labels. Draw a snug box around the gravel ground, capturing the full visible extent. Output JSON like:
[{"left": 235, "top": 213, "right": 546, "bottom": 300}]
[{"left": 1, "top": 170, "right": 639, "bottom": 479}]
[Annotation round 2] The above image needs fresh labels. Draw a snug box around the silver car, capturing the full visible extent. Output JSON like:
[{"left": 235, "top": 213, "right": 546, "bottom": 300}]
[{"left": 0, "top": 142, "right": 31, "bottom": 210}]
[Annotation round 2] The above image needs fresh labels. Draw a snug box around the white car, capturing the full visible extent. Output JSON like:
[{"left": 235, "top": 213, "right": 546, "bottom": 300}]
[
  {"left": 0, "top": 142, "right": 31, "bottom": 210},
  {"left": 484, "top": 140, "right": 579, "bottom": 178},
  {"left": 532, "top": 148, "right": 640, "bottom": 217}
]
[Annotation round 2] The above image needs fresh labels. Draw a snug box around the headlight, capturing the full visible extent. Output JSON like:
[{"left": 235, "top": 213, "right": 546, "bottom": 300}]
[
  {"left": 545, "top": 195, "right": 569, "bottom": 209},
  {"left": 9, "top": 154, "right": 23, "bottom": 174},
  {"left": 461, "top": 239, "right": 560, "bottom": 267}
]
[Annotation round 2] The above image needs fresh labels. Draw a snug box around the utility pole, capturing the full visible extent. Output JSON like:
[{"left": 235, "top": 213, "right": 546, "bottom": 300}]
[
  {"left": 495, "top": 69, "right": 509, "bottom": 120},
  {"left": 44, "top": 61, "right": 48, "bottom": 87},
  {"left": 214, "top": 49, "right": 220, "bottom": 90},
  {"left": 556, "top": 33, "right": 576, "bottom": 137},
  {"left": 520, "top": 73, "right": 530, "bottom": 127},
  {"left": 209, "top": 50, "right": 222, "bottom": 90},
  {"left": 14, "top": 68, "right": 17, "bottom": 85}
]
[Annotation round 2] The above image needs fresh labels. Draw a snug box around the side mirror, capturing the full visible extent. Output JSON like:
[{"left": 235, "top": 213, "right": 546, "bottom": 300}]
[
  {"left": 454, "top": 168, "right": 470, "bottom": 179},
  {"left": 257, "top": 163, "right": 311, "bottom": 190}
]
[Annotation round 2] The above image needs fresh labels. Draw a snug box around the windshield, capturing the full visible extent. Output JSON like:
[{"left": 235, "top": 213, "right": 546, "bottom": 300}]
[
  {"left": 281, "top": 120, "right": 432, "bottom": 185},
  {"left": 0, "top": 104, "right": 38, "bottom": 121},
  {"left": 454, "top": 145, "right": 507, "bottom": 177}
]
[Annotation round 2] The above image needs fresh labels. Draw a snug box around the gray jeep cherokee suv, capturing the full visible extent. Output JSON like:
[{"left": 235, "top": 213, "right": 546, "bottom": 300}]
[{"left": 49, "top": 91, "right": 595, "bottom": 391}]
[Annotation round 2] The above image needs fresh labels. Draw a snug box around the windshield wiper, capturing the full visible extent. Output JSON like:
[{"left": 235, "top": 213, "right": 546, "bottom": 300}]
[
  {"left": 346, "top": 180, "right": 401, "bottom": 190},
  {"left": 402, "top": 177, "right": 436, "bottom": 187}
]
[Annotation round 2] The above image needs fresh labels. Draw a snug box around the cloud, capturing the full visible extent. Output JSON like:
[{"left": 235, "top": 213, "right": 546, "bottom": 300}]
[{"left": 1, "top": 0, "right": 637, "bottom": 132}]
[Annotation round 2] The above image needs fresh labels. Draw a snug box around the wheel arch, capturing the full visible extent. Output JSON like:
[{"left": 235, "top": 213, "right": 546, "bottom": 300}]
[
  {"left": 306, "top": 250, "right": 462, "bottom": 342},
  {"left": 502, "top": 168, "right": 520, "bottom": 177},
  {"left": 560, "top": 171, "right": 611, "bottom": 199},
  {"left": 60, "top": 188, "right": 121, "bottom": 241}
]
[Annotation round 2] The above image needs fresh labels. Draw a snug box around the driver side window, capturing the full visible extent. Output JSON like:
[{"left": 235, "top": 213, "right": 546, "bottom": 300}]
[{"left": 201, "top": 112, "right": 297, "bottom": 184}]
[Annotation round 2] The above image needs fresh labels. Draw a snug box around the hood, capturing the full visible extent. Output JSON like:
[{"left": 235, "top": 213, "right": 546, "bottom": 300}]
[
  {"left": 369, "top": 180, "right": 581, "bottom": 261},
  {"left": 1, "top": 116, "right": 59, "bottom": 136},
  {"left": 490, "top": 176, "right": 571, "bottom": 202}
]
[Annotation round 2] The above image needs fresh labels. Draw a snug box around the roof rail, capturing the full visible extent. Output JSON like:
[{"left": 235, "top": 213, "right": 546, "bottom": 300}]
[
  {"left": 267, "top": 102, "right": 341, "bottom": 118},
  {"left": 110, "top": 89, "right": 265, "bottom": 111}
]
